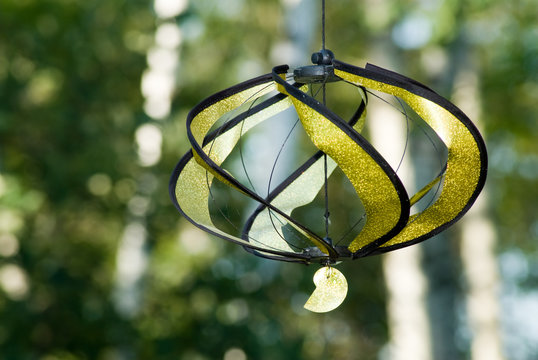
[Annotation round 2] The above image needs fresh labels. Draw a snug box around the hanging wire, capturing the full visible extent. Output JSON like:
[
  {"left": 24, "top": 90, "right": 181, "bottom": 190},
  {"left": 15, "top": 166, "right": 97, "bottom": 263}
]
[
  {"left": 322, "top": 82, "right": 330, "bottom": 241},
  {"left": 320, "top": 0, "right": 331, "bottom": 242},
  {"left": 321, "top": 0, "right": 326, "bottom": 50}
]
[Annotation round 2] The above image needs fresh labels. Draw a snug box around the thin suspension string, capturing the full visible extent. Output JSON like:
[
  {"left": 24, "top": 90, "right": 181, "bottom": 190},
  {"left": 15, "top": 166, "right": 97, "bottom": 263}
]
[
  {"left": 322, "top": 0, "right": 326, "bottom": 50},
  {"left": 323, "top": 85, "right": 330, "bottom": 241}
]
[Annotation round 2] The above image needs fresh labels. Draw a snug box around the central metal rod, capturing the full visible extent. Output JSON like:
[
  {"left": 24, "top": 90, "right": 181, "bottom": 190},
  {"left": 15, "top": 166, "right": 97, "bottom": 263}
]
[
  {"left": 321, "top": 0, "right": 331, "bottom": 244},
  {"left": 322, "top": 0, "right": 326, "bottom": 50}
]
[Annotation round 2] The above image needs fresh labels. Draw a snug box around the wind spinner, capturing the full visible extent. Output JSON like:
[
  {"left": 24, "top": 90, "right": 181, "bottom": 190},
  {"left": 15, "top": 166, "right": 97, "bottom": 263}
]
[{"left": 169, "top": 2, "right": 487, "bottom": 313}]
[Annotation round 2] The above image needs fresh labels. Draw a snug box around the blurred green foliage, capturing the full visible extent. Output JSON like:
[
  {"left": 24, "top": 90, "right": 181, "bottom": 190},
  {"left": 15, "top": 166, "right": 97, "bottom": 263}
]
[{"left": 0, "top": 0, "right": 537, "bottom": 359}]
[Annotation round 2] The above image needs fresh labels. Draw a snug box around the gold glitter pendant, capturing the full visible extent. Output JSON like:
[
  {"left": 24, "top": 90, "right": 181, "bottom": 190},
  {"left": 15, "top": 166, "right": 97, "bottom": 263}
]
[{"left": 304, "top": 266, "right": 348, "bottom": 313}]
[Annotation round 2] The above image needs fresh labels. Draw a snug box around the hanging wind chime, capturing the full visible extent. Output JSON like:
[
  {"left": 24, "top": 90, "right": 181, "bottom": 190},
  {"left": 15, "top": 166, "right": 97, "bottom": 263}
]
[{"left": 169, "top": 0, "right": 487, "bottom": 313}]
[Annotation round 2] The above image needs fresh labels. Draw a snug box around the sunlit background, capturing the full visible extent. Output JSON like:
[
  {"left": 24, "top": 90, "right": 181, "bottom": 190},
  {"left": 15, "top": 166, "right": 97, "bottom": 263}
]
[{"left": 1, "top": 0, "right": 537, "bottom": 359}]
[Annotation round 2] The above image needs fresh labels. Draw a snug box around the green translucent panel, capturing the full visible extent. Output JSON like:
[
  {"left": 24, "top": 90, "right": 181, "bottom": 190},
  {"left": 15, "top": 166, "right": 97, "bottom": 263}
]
[
  {"left": 176, "top": 88, "right": 301, "bottom": 253},
  {"left": 247, "top": 157, "right": 338, "bottom": 252}
]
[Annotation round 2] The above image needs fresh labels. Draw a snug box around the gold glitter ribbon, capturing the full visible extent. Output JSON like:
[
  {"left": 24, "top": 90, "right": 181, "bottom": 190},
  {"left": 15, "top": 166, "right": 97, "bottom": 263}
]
[
  {"left": 273, "top": 66, "right": 410, "bottom": 254},
  {"left": 334, "top": 61, "right": 486, "bottom": 251}
]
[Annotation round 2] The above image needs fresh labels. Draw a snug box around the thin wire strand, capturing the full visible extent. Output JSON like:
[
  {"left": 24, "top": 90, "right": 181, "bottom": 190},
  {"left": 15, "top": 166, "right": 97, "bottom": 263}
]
[
  {"left": 231, "top": 78, "right": 330, "bottom": 251},
  {"left": 206, "top": 82, "right": 274, "bottom": 166},
  {"left": 203, "top": 83, "right": 308, "bottom": 252},
  {"left": 359, "top": 86, "right": 446, "bottom": 171},
  {"left": 323, "top": 152, "right": 330, "bottom": 238},
  {"left": 264, "top": 118, "right": 308, "bottom": 250},
  {"left": 204, "top": 83, "right": 275, "bottom": 228},
  {"left": 389, "top": 92, "right": 448, "bottom": 227},
  {"left": 206, "top": 150, "right": 306, "bottom": 253},
  {"left": 322, "top": 0, "right": 326, "bottom": 50},
  {"left": 306, "top": 81, "right": 332, "bottom": 241},
  {"left": 206, "top": 186, "right": 306, "bottom": 253},
  {"left": 322, "top": 80, "right": 330, "bottom": 240},
  {"left": 362, "top": 87, "right": 446, "bottom": 174},
  {"left": 264, "top": 81, "right": 329, "bottom": 248},
  {"left": 335, "top": 213, "right": 366, "bottom": 246},
  {"left": 236, "top": 86, "right": 279, "bottom": 193},
  {"left": 332, "top": 85, "right": 448, "bottom": 247},
  {"left": 394, "top": 96, "right": 409, "bottom": 173},
  {"left": 266, "top": 118, "right": 300, "bottom": 197},
  {"left": 334, "top": 96, "right": 408, "bottom": 246}
]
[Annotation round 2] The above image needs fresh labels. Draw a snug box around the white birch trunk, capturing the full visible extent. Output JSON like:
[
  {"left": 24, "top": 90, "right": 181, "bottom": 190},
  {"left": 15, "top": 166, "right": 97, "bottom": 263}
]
[
  {"left": 369, "top": 100, "right": 433, "bottom": 360},
  {"left": 453, "top": 69, "right": 505, "bottom": 360}
]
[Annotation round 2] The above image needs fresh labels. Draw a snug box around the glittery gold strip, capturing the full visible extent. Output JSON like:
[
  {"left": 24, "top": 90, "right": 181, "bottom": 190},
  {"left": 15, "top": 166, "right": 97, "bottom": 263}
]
[
  {"left": 190, "top": 83, "right": 275, "bottom": 146},
  {"left": 335, "top": 67, "right": 483, "bottom": 249},
  {"left": 277, "top": 81, "right": 407, "bottom": 253},
  {"left": 409, "top": 174, "right": 443, "bottom": 206},
  {"left": 247, "top": 93, "right": 367, "bottom": 253},
  {"left": 191, "top": 90, "right": 289, "bottom": 192}
]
